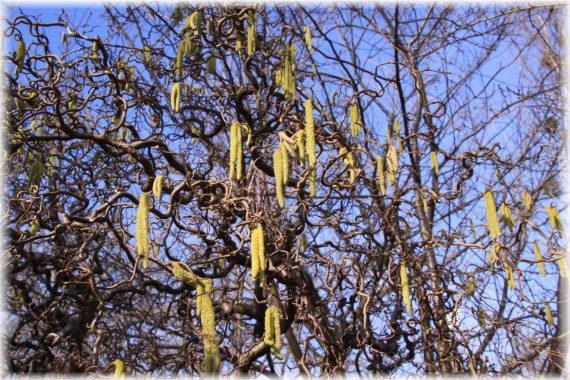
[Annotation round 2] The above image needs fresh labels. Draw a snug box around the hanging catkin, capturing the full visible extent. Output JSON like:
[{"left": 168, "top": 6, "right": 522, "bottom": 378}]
[
  {"left": 250, "top": 223, "right": 266, "bottom": 285},
  {"left": 376, "top": 155, "right": 386, "bottom": 195},
  {"left": 274, "top": 149, "right": 285, "bottom": 208},
  {"left": 522, "top": 191, "right": 532, "bottom": 211},
  {"left": 171, "top": 264, "right": 220, "bottom": 374},
  {"left": 305, "top": 100, "right": 317, "bottom": 196},
  {"left": 533, "top": 241, "right": 546, "bottom": 275},
  {"left": 386, "top": 145, "right": 398, "bottom": 186},
  {"left": 279, "top": 142, "right": 291, "bottom": 185},
  {"left": 545, "top": 305, "right": 554, "bottom": 326},
  {"left": 153, "top": 175, "right": 164, "bottom": 202},
  {"left": 304, "top": 25, "right": 312, "bottom": 51},
  {"left": 430, "top": 151, "right": 439, "bottom": 176},
  {"left": 136, "top": 193, "right": 150, "bottom": 268},
  {"left": 501, "top": 203, "right": 516, "bottom": 231},
  {"left": 247, "top": 10, "right": 257, "bottom": 56},
  {"left": 484, "top": 190, "right": 501, "bottom": 240},
  {"left": 15, "top": 38, "right": 26, "bottom": 74},
  {"left": 545, "top": 206, "right": 563, "bottom": 230},
  {"left": 400, "top": 263, "right": 411, "bottom": 313},
  {"left": 170, "top": 83, "right": 181, "bottom": 112},
  {"left": 350, "top": 103, "right": 361, "bottom": 137},
  {"left": 264, "top": 305, "right": 282, "bottom": 358},
  {"left": 229, "top": 122, "right": 243, "bottom": 180}
]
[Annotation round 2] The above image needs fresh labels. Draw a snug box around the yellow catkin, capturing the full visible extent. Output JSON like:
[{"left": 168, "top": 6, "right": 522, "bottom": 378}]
[
  {"left": 236, "top": 123, "right": 243, "bottom": 179},
  {"left": 136, "top": 193, "right": 150, "bottom": 268},
  {"left": 171, "top": 83, "right": 181, "bottom": 112},
  {"left": 247, "top": 10, "right": 256, "bottom": 56},
  {"left": 264, "top": 305, "right": 281, "bottom": 357},
  {"left": 229, "top": 122, "right": 239, "bottom": 180},
  {"left": 501, "top": 203, "right": 516, "bottom": 231},
  {"left": 279, "top": 142, "right": 290, "bottom": 185},
  {"left": 176, "top": 44, "right": 184, "bottom": 80},
  {"left": 274, "top": 149, "right": 285, "bottom": 208},
  {"left": 171, "top": 264, "right": 219, "bottom": 373},
  {"left": 113, "top": 359, "right": 125, "bottom": 379},
  {"left": 305, "top": 25, "right": 312, "bottom": 51},
  {"left": 15, "top": 39, "right": 26, "bottom": 74},
  {"left": 545, "top": 206, "right": 563, "bottom": 230},
  {"left": 199, "top": 278, "right": 220, "bottom": 374},
  {"left": 386, "top": 145, "right": 398, "bottom": 186},
  {"left": 505, "top": 264, "right": 516, "bottom": 290},
  {"left": 522, "top": 191, "right": 532, "bottom": 211},
  {"left": 350, "top": 103, "right": 361, "bottom": 137},
  {"left": 376, "top": 155, "right": 386, "bottom": 195},
  {"left": 256, "top": 223, "right": 266, "bottom": 286},
  {"left": 533, "top": 241, "right": 546, "bottom": 275},
  {"left": 153, "top": 175, "right": 164, "bottom": 201},
  {"left": 556, "top": 250, "right": 568, "bottom": 278},
  {"left": 400, "top": 263, "right": 411, "bottom": 313},
  {"left": 545, "top": 305, "right": 554, "bottom": 326},
  {"left": 251, "top": 225, "right": 260, "bottom": 281},
  {"left": 305, "top": 100, "right": 317, "bottom": 196},
  {"left": 430, "top": 151, "right": 439, "bottom": 176},
  {"left": 272, "top": 306, "right": 281, "bottom": 350},
  {"left": 264, "top": 306, "right": 275, "bottom": 345},
  {"left": 484, "top": 190, "right": 501, "bottom": 240},
  {"left": 172, "top": 262, "right": 199, "bottom": 286}
]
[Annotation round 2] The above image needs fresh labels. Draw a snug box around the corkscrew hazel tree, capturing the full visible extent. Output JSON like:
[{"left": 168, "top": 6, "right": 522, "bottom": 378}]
[{"left": 5, "top": 4, "right": 565, "bottom": 377}]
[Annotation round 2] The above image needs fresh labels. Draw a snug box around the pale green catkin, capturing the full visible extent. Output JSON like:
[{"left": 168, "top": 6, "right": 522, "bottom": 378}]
[
  {"left": 136, "top": 193, "right": 151, "bottom": 268},
  {"left": 305, "top": 99, "right": 317, "bottom": 196},
  {"left": 484, "top": 190, "right": 501, "bottom": 240}
]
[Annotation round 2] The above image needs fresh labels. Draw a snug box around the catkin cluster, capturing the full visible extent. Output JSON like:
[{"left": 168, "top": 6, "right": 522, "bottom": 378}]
[
  {"left": 504, "top": 263, "right": 516, "bottom": 290},
  {"left": 297, "top": 129, "right": 306, "bottom": 167},
  {"left": 484, "top": 190, "right": 501, "bottom": 240},
  {"left": 171, "top": 83, "right": 181, "bottom": 112},
  {"left": 400, "top": 263, "right": 411, "bottom": 313},
  {"left": 136, "top": 193, "right": 150, "bottom": 269},
  {"left": 250, "top": 223, "right": 266, "bottom": 285},
  {"left": 386, "top": 145, "right": 398, "bottom": 186},
  {"left": 533, "top": 241, "right": 546, "bottom": 275},
  {"left": 349, "top": 103, "right": 361, "bottom": 137},
  {"left": 545, "top": 206, "right": 563, "bottom": 230},
  {"left": 229, "top": 122, "right": 244, "bottom": 180},
  {"left": 275, "top": 44, "right": 297, "bottom": 101},
  {"left": 153, "top": 175, "right": 164, "bottom": 202},
  {"left": 501, "top": 203, "right": 516, "bottom": 231},
  {"left": 305, "top": 99, "right": 317, "bottom": 196},
  {"left": 171, "top": 263, "right": 220, "bottom": 374},
  {"left": 339, "top": 148, "right": 356, "bottom": 184},
  {"left": 264, "top": 305, "right": 282, "bottom": 358},
  {"left": 113, "top": 359, "right": 125, "bottom": 379},
  {"left": 376, "top": 155, "right": 386, "bottom": 195},
  {"left": 176, "top": 12, "right": 202, "bottom": 80},
  {"left": 522, "top": 191, "right": 532, "bottom": 211}
]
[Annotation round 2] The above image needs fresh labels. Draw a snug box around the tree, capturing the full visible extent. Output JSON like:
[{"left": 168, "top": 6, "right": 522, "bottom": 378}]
[{"left": 4, "top": 3, "right": 566, "bottom": 377}]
